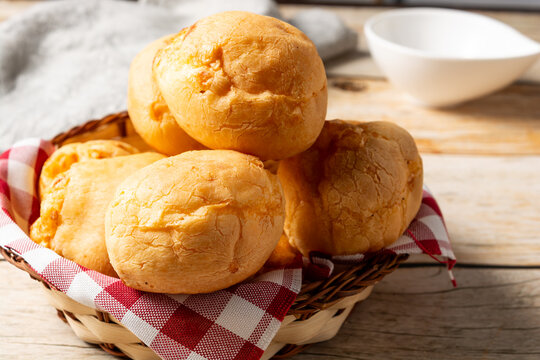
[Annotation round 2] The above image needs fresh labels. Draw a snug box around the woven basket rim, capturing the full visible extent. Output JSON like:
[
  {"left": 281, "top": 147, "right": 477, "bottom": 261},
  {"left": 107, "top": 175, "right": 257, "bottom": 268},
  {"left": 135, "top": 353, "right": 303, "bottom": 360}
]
[{"left": 1, "top": 111, "right": 410, "bottom": 359}]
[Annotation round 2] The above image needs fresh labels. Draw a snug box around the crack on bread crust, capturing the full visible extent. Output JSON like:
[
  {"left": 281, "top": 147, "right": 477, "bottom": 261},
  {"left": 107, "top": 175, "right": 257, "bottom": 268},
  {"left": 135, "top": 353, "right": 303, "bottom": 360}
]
[
  {"left": 106, "top": 150, "right": 284, "bottom": 294},
  {"left": 279, "top": 120, "right": 423, "bottom": 256},
  {"left": 152, "top": 11, "right": 327, "bottom": 160}
]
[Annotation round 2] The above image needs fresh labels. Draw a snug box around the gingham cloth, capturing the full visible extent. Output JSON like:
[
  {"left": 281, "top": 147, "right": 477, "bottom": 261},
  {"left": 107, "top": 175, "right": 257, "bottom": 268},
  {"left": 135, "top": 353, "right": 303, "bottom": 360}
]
[{"left": 0, "top": 138, "right": 456, "bottom": 360}]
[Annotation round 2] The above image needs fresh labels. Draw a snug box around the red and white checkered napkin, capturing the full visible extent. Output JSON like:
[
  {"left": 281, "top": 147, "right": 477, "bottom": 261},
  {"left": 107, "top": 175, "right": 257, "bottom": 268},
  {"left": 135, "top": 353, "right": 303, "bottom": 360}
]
[
  {"left": 0, "top": 139, "right": 301, "bottom": 360},
  {"left": 0, "top": 138, "right": 456, "bottom": 360}
]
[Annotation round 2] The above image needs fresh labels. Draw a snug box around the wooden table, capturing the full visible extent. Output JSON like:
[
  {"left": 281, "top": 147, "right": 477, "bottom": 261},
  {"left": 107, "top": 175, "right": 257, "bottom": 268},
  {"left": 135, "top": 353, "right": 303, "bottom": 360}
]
[{"left": 1, "top": 2, "right": 539, "bottom": 359}]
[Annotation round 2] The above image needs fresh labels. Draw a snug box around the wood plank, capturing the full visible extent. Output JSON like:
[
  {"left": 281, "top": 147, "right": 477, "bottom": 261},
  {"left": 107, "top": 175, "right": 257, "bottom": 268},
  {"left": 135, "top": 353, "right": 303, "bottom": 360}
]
[
  {"left": 0, "top": 261, "right": 111, "bottom": 359},
  {"left": 296, "top": 266, "right": 540, "bottom": 360},
  {"left": 328, "top": 77, "right": 540, "bottom": 156},
  {"left": 423, "top": 154, "right": 540, "bottom": 266},
  {"left": 2, "top": 261, "right": 539, "bottom": 359}
]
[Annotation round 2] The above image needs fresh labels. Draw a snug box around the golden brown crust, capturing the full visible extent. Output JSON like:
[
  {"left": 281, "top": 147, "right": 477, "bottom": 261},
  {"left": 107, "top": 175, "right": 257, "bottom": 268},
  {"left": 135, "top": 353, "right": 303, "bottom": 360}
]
[
  {"left": 153, "top": 11, "right": 327, "bottom": 160},
  {"left": 278, "top": 120, "right": 423, "bottom": 256},
  {"left": 30, "top": 153, "right": 165, "bottom": 277},
  {"left": 128, "top": 35, "right": 205, "bottom": 156},
  {"left": 39, "top": 140, "right": 139, "bottom": 199},
  {"left": 265, "top": 233, "right": 299, "bottom": 269},
  {"left": 105, "top": 150, "right": 284, "bottom": 294}
]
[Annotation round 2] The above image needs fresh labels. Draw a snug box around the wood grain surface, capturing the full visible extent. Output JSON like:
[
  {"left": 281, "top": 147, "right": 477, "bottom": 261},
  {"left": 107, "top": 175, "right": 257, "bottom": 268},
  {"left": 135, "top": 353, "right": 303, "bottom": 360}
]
[
  {"left": 0, "top": 262, "right": 112, "bottom": 360},
  {"left": 423, "top": 154, "right": 540, "bottom": 266},
  {"left": 328, "top": 78, "right": 540, "bottom": 156},
  {"left": 2, "top": 262, "right": 539, "bottom": 360},
  {"left": 1, "top": 2, "right": 539, "bottom": 360},
  {"left": 296, "top": 266, "right": 540, "bottom": 360}
]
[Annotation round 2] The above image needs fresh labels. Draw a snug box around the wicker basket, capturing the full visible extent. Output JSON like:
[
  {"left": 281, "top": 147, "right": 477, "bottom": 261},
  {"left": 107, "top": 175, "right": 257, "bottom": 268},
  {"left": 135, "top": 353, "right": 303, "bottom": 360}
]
[{"left": 1, "top": 112, "right": 409, "bottom": 360}]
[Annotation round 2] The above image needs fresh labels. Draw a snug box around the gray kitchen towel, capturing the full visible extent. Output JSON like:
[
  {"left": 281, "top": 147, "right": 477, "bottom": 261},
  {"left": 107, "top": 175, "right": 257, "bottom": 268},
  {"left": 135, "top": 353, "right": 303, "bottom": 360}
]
[
  {"left": 141, "top": 0, "right": 283, "bottom": 19},
  {"left": 0, "top": 0, "right": 356, "bottom": 149}
]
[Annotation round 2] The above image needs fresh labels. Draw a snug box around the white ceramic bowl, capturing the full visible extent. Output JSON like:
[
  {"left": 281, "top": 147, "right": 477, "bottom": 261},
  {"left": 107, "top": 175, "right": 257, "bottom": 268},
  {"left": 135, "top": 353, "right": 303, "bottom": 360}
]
[{"left": 365, "top": 8, "right": 540, "bottom": 107}]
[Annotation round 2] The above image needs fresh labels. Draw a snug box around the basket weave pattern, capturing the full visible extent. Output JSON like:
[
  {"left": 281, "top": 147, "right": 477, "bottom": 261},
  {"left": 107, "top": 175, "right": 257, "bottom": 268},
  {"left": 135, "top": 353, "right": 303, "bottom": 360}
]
[{"left": 1, "top": 112, "right": 409, "bottom": 359}]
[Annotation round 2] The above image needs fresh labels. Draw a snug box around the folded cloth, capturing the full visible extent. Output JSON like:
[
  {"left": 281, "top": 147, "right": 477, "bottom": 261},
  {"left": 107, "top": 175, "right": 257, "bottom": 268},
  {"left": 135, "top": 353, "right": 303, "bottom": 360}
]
[
  {"left": 0, "top": 0, "right": 357, "bottom": 150},
  {"left": 289, "top": 8, "right": 358, "bottom": 60},
  {"left": 0, "top": 139, "right": 456, "bottom": 360},
  {"left": 141, "top": 0, "right": 283, "bottom": 19}
]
